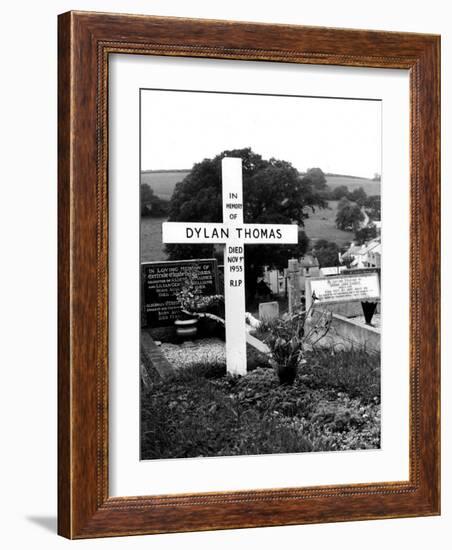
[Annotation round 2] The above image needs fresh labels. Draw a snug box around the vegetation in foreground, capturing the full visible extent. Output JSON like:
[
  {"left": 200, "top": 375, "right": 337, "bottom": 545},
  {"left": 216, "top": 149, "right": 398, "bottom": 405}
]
[{"left": 140, "top": 349, "right": 380, "bottom": 460}]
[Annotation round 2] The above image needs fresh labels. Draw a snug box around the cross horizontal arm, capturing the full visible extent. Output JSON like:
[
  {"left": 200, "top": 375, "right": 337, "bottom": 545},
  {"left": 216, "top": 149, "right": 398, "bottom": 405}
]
[{"left": 162, "top": 222, "right": 299, "bottom": 244}]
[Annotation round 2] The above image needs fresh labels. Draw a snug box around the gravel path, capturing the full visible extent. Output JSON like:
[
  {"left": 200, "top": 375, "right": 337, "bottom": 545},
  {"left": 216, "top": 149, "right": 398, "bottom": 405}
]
[{"left": 160, "top": 338, "right": 226, "bottom": 369}]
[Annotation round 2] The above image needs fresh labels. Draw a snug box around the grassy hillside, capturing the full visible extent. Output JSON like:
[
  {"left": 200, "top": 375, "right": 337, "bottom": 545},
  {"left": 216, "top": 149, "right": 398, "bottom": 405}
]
[
  {"left": 141, "top": 170, "right": 190, "bottom": 200},
  {"left": 325, "top": 175, "right": 380, "bottom": 195},
  {"left": 303, "top": 200, "right": 353, "bottom": 247},
  {"left": 141, "top": 216, "right": 167, "bottom": 262},
  {"left": 141, "top": 170, "right": 380, "bottom": 200}
]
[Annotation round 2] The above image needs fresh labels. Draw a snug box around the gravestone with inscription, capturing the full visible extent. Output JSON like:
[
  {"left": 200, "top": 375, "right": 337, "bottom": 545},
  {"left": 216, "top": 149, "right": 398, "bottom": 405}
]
[
  {"left": 141, "top": 259, "right": 219, "bottom": 328},
  {"left": 305, "top": 272, "right": 380, "bottom": 323}
]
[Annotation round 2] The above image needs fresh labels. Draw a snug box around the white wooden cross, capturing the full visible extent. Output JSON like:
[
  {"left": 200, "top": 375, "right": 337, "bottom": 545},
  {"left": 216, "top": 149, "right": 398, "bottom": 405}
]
[{"left": 162, "top": 158, "right": 298, "bottom": 375}]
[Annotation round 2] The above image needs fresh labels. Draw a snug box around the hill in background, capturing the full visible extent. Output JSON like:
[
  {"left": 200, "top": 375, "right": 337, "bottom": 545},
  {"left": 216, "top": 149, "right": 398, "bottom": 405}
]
[
  {"left": 141, "top": 169, "right": 381, "bottom": 200},
  {"left": 141, "top": 170, "right": 191, "bottom": 200},
  {"left": 323, "top": 175, "right": 380, "bottom": 195}
]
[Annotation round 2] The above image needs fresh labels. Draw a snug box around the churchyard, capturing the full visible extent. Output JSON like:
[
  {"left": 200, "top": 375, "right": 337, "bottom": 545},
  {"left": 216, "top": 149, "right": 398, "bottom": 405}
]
[{"left": 140, "top": 157, "right": 381, "bottom": 460}]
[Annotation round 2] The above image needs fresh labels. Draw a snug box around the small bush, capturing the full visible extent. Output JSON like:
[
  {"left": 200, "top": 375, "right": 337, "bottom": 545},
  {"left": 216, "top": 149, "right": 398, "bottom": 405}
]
[{"left": 257, "top": 310, "right": 332, "bottom": 385}]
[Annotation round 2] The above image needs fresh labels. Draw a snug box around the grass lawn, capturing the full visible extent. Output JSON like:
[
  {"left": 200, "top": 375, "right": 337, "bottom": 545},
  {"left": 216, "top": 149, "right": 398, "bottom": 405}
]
[
  {"left": 303, "top": 200, "right": 354, "bottom": 246},
  {"left": 141, "top": 170, "right": 190, "bottom": 200},
  {"left": 141, "top": 215, "right": 167, "bottom": 262},
  {"left": 141, "top": 348, "right": 380, "bottom": 459},
  {"left": 325, "top": 175, "right": 380, "bottom": 195}
]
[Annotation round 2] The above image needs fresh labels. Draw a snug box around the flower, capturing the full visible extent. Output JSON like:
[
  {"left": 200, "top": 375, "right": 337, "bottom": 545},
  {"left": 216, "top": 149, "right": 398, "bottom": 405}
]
[{"left": 175, "top": 268, "right": 224, "bottom": 314}]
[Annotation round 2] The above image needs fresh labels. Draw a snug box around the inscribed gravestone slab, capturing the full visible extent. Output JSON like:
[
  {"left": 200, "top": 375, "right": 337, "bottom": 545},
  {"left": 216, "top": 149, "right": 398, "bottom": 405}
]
[
  {"left": 141, "top": 259, "right": 219, "bottom": 328},
  {"left": 307, "top": 272, "right": 380, "bottom": 309}
]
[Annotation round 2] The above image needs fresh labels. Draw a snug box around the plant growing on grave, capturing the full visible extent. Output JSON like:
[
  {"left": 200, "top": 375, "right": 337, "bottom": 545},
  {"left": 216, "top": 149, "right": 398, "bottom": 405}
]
[
  {"left": 176, "top": 267, "right": 224, "bottom": 322},
  {"left": 257, "top": 303, "right": 333, "bottom": 385}
]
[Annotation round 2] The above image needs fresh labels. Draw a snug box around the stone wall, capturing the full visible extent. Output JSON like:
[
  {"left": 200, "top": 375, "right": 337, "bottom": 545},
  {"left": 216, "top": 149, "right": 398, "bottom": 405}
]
[
  {"left": 310, "top": 310, "right": 380, "bottom": 352},
  {"left": 324, "top": 301, "right": 381, "bottom": 318}
]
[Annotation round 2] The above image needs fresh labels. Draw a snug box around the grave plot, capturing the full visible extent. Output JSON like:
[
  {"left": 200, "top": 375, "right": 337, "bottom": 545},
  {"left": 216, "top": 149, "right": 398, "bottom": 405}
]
[{"left": 140, "top": 345, "right": 381, "bottom": 459}]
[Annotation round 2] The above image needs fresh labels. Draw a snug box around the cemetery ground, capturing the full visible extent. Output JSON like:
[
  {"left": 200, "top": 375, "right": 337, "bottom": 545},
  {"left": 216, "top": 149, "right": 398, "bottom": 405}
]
[{"left": 140, "top": 342, "right": 381, "bottom": 460}]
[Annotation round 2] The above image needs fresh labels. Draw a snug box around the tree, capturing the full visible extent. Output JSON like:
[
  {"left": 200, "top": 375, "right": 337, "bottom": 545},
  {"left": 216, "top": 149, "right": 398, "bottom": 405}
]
[
  {"left": 140, "top": 183, "right": 169, "bottom": 217},
  {"left": 348, "top": 186, "right": 367, "bottom": 206},
  {"left": 330, "top": 185, "right": 350, "bottom": 201},
  {"left": 364, "top": 195, "right": 381, "bottom": 220},
  {"left": 302, "top": 167, "right": 328, "bottom": 192},
  {"left": 140, "top": 183, "right": 154, "bottom": 215},
  {"left": 312, "top": 239, "right": 340, "bottom": 268},
  {"left": 335, "top": 197, "right": 364, "bottom": 232},
  {"left": 166, "top": 148, "right": 323, "bottom": 303},
  {"left": 354, "top": 224, "right": 377, "bottom": 245}
]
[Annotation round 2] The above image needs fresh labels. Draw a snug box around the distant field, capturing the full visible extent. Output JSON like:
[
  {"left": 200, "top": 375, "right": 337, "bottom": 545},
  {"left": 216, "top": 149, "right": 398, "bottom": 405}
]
[
  {"left": 141, "top": 170, "right": 190, "bottom": 200},
  {"left": 141, "top": 170, "right": 380, "bottom": 200},
  {"left": 141, "top": 216, "right": 167, "bottom": 262},
  {"left": 303, "top": 200, "right": 353, "bottom": 247},
  {"left": 325, "top": 175, "right": 380, "bottom": 195}
]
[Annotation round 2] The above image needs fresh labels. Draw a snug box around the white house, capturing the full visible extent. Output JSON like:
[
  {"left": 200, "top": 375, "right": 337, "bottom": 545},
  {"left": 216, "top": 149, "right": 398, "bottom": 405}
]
[{"left": 340, "top": 237, "right": 381, "bottom": 269}]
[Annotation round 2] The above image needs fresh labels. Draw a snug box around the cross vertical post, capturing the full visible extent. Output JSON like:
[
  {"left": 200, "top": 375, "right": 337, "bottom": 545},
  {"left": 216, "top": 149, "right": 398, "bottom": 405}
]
[{"left": 222, "top": 158, "right": 247, "bottom": 375}]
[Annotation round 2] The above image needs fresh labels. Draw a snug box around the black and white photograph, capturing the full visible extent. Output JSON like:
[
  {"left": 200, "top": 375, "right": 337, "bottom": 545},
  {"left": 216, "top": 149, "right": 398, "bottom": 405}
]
[{"left": 139, "top": 88, "right": 382, "bottom": 460}]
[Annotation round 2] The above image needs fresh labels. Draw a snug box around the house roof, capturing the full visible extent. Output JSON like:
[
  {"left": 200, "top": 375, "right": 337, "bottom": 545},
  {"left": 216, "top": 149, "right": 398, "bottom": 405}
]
[
  {"left": 342, "top": 237, "right": 381, "bottom": 259},
  {"left": 341, "top": 244, "right": 363, "bottom": 259},
  {"left": 360, "top": 239, "right": 381, "bottom": 255}
]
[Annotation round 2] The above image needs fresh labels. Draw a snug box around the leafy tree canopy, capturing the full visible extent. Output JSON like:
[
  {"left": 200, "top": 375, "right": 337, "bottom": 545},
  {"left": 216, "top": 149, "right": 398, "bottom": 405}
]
[
  {"left": 302, "top": 167, "right": 328, "bottom": 191},
  {"left": 354, "top": 224, "right": 377, "bottom": 245},
  {"left": 348, "top": 186, "right": 367, "bottom": 206},
  {"left": 364, "top": 195, "right": 381, "bottom": 221},
  {"left": 140, "top": 183, "right": 169, "bottom": 217},
  {"left": 335, "top": 197, "right": 365, "bottom": 232},
  {"left": 330, "top": 184, "right": 350, "bottom": 201},
  {"left": 312, "top": 239, "right": 341, "bottom": 268}
]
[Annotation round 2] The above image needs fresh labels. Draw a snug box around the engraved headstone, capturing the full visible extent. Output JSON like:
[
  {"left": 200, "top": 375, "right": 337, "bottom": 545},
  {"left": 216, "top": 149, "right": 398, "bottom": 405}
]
[
  {"left": 141, "top": 259, "right": 219, "bottom": 328},
  {"left": 306, "top": 272, "right": 380, "bottom": 313}
]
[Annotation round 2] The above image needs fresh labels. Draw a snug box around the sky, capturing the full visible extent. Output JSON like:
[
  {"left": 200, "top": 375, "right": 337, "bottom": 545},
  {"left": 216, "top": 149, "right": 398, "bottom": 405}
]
[{"left": 141, "top": 89, "right": 381, "bottom": 179}]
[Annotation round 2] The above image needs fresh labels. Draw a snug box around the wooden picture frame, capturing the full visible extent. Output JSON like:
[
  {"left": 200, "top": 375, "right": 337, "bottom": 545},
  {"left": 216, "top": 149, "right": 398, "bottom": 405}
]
[{"left": 58, "top": 11, "right": 440, "bottom": 539}]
